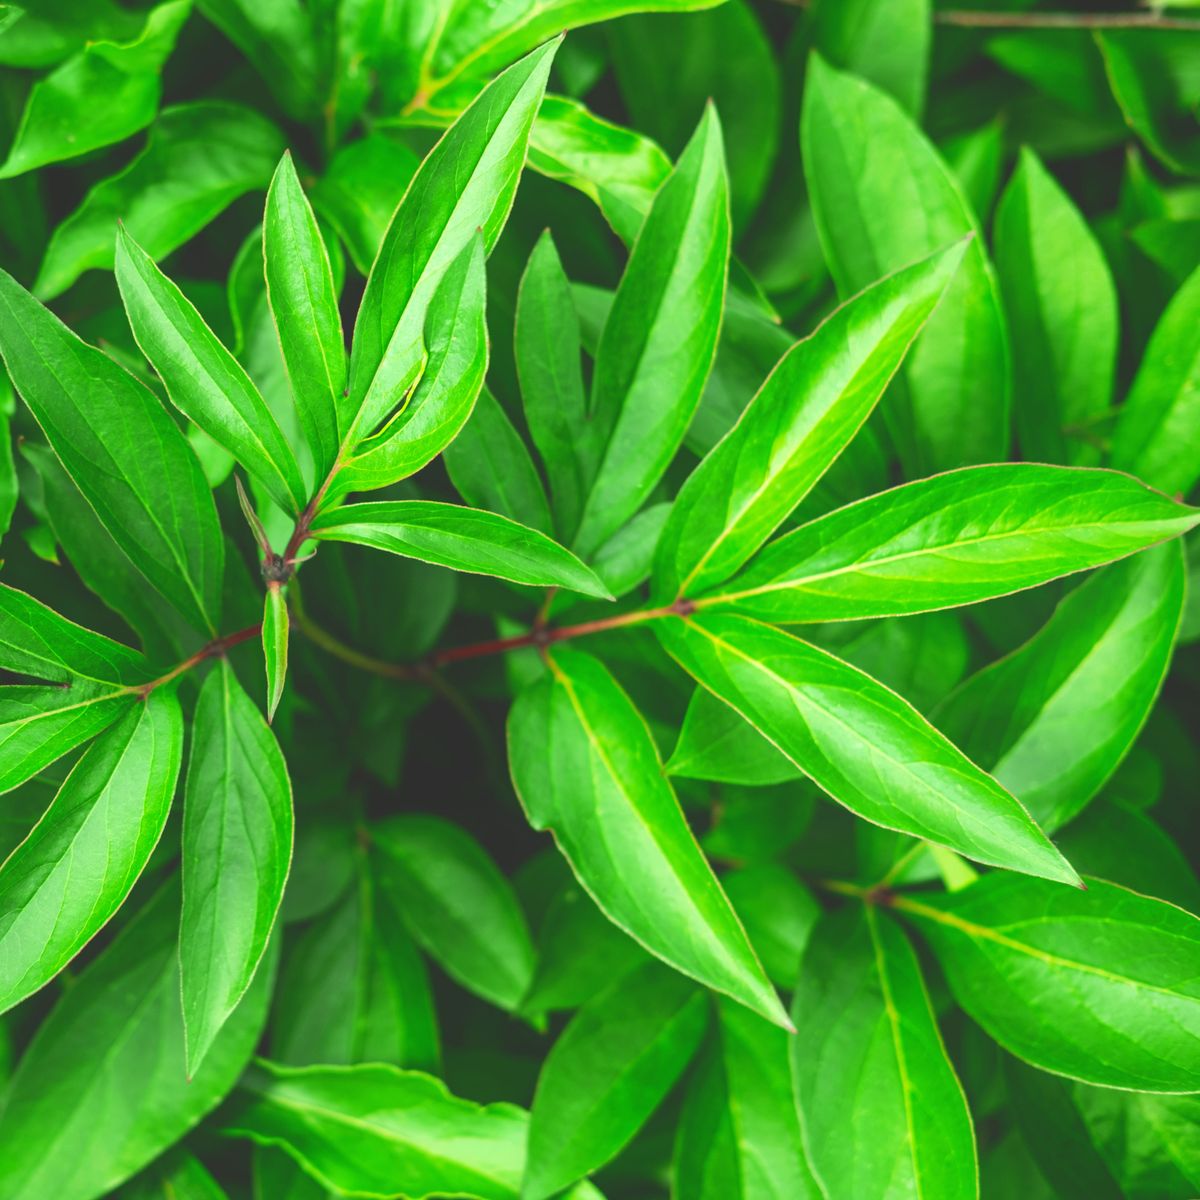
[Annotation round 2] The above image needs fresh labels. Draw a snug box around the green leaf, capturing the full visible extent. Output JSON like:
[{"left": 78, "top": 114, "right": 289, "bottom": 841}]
[
  {"left": 674, "top": 997, "right": 820, "bottom": 1199},
  {"left": 669, "top": 686, "right": 798, "bottom": 786},
  {"left": 524, "top": 960, "right": 707, "bottom": 1200},
  {"left": 994, "top": 147, "right": 1119, "bottom": 463},
  {"left": 115, "top": 226, "right": 307, "bottom": 514},
  {"left": 333, "top": 235, "right": 488, "bottom": 499},
  {"left": 272, "top": 860, "right": 438, "bottom": 1071},
  {"left": 802, "top": 52, "right": 1009, "bottom": 471},
  {"left": 934, "top": 543, "right": 1186, "bottom": 833},
  {"left": 0, "top": 584, "right": 151, "bottom": 686},
  {"left": 0, "top": 0, "right": 190, "bottom": 179},
  {"left": 791, "top": 905, "right": 977, "bottom": 1200},
  {"left": 507, "top": 646, "right": 789, "bottom": 1027},
  {"left": 516, "top": 231, "right": 589, "bottom": 536},
  {"left": 897, "top": 874, "right": 1200, "bottom": 1092},
  {"left": 118, "top": 1150, "right": 231, "bottom": 1200},
  {"left": 0, "top": 688, "right": 182, "bottom": 1015},
  {"left": 181, "top": 661, "right": 292, "bottom": 1076},
  {"left": 311, "top": 133, "right": 419, "bottom": 276},
  {"left": 656, "top": 611, "right": 1079, "bottom": 885},
  {"left": 810, "top": 0, "right": 930, "bottom": 116},
  {"left": 701, "top": 464, "right": 1199, "bottom": 623},
  {"left": 223, "top": 1060, "right": 531, "bottom": 1200},
  {"left": 310, "top": 500, "right": 608, "bottom": 597},
  {"left": 344, "top": 40, "right": 556, "bottom": 445},
  {"left": 35, "top": 101, "right": 285, "bottom": 301},
  {"left": 264, "top": 152, "right": 345, "bottom": 487},
  {"left": 0, "top": 270, "right": 224, "bottom": 634},
  {"left": 572, "top": 106, "right": 730, "bottom": 557},
  {"left": 528, "top": 95, "right": 670, "bottom": 246},
  {"left": 0, "top": 880, "right": 276, "bottom": 1200},
  {"left": 0, "top": 686, "right": 135, "bottom": 795},
  {"left": 1112, "top": 262, "right": 1200, "bottom": 497},
  {"left": 263, "top": 584, "right": 288, "bottom": 723},
  {"left": 653, "top": 240, "right": 966, "bottom": 603},
  {"left": 372, "top": 814, "right": 535, "bottom": 1012},
  {"left": 722, "top": 863, "right": 818, "bottom": 988},
  {"left": 443, "top": 387, "right": 554, "bottom": 537}
]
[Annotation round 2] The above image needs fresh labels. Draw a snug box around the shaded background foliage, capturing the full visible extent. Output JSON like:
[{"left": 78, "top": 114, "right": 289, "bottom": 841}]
[{"left": 0, "top": 0, "right": 1198, "bottom": 1198}]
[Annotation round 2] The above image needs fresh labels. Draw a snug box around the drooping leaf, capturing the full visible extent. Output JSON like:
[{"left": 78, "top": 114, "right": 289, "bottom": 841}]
[
  {"left": 333, "top": 236, "right": 487, "bottom": 499},
  {"left": 0, "top": 269, "right": 224, "bottom": 634},
  {"left": 1111, "top": 262, "right": 1200, "bottom": 498},
  {"left": 524, "top": 960, "right": 708, "bottom": 1200},
  {"left": 0, "top": 880, "right": 276, "bottom": 1200},
  {"left": 897, "top": 874, "right": 1200, "bottom": 1092},
  {"left": 0, "top": 0, "right": 190, "bottom": 179},
  {"left": 935, "top": 543, "right": 1185, "bottom": 833},
  {"left": 674, "top": 996, "right": 820, "bottom": 1199},
  {"left": 508, "top": 646, "right": 789, "bottom": 1027},
  {"left": 0, "top": 688, "right": 182, "bottom": 1015},
  {"left": 699, "top": 464, "right": 1199, "bottom": 624},
  {"left": 994, "top": 147, "right": 1119, "bottom": 463},
  {"left": 181, "top": 661, "right": 292, "bottom": 1076},
  {"left": 344, "top": 40, "right": 556, "bottom": 445},
  {"left": 656, "top": 611, "right": 1079, "bottom": 885},
  {"left": 791, "top": 906, "right": 977, "bottom": 1200},
  {"left": 371, "top": 815, "right": 535, "bottom": 1012},
  {"left": 264, "top": 152, "right": 345, "bottom": 487},
  {"left": 802, "top": 52, "right": 1009, "bottom": 471},
  {"left": 572, "top": 105, "right": 730, "bottom": 557},
  {"left": 309, "top": 501, "right": 609, "bottom": 597},
  {"left": 115, "top": 226, "right": 307, "bottom": 514},
  {"left": 35, "top": 101, "right": 285, "bottom": 300},
  {"left": 653, "top": 240, "right": 966, "bottom": 602}
]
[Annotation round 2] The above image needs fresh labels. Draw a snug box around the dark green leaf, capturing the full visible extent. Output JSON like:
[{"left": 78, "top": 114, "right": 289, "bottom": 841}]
[{"left": 524, "top": 960, "right": 708, "bottom": 1200}]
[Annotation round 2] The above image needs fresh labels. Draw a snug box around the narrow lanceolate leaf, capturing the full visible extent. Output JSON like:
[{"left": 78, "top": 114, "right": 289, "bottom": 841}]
[
  {"left": 524, "top": 961, "right": 708, "bottom": 1200},
  {"left": 263, "top": 151, "right": 345, "bottom": 486},
  {"left": 0, "top": 688, "right": 182, "bottom": 1015},
  {"left": 655, "top": 612, "right": 1079, "bottom": 885},
  {"left": 0, "top": 584, "right": 151, "bottom": 686},
  {"left": 653, "top": 240, "right": 966, "bottom": 603},
  {"left": 516, "top": 230, "right": 590, "bottom": 537},
  {"left": 181, "top": 662, "right": 292, "bottom": 1077},
  {"left": 572, "top": 106, "right": 730, "bottom": 558},
  {"left": 699, "top": 465, "right": 1200, "bottom": 624},
  {"left": 802, "top": 53, "right": 1009, "bottom": 471},
  {"left": 674, "top": 998, "right": 821, "bottom": 1199},
  {"left": 0, "top": 882, "right": 275, "bottom": 1200},
  {"left": 115, "top": 227, "right": 308, "bottom": 514},
  {"left": 223, "top": 1061, "right": 532, "bottom": 1200},
  {"left": 344, "top": 40, "right": 556, "bottom": 444},
  {"left": 508, "top": 647, "right": 789, "bottom": 1028},
  {"left": 935, "top": 543, "right": 1186, "bottom": 833},
  {"left": 897, "top": 875, "right": 1200, "bottom": 1093},
  {"left": 1112, "top": 262, "right": 1200, "bottom": 497},
  {"left": 0, "top": 268, "right": 224, "bottom": 633},
  {"left": 332, "top": 236, "right": 487, "bottom": 499},
  {"left": 993, "top": 147, "right": 1118, "bottom": 463},
  {"left": 263, "top": 584, "right": 288, "bottom": 723},
  {"left": 371, "top": 815, "right": 535, "bottom": 1012},
  {"left": 791, "top": 907, "right": 978, "bottom": 1200},
  {"left": 310, "top": 501, "right": 611, "bottom": 598}
]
